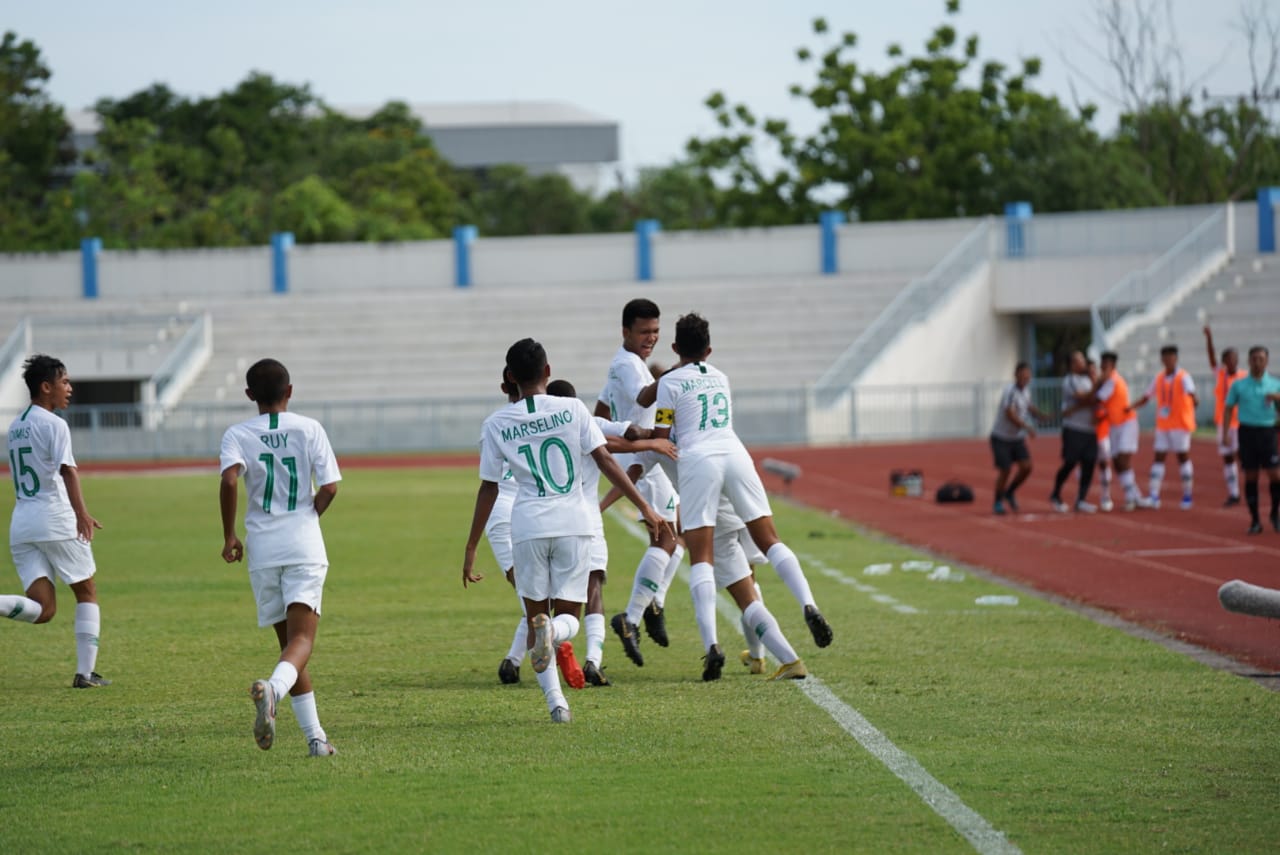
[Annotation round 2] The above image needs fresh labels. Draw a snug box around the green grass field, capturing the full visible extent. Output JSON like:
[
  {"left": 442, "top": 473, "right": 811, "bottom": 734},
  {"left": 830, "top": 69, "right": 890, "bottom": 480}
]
[{"left": 1, "top": 466, "right": 1278, "bottom": 853}]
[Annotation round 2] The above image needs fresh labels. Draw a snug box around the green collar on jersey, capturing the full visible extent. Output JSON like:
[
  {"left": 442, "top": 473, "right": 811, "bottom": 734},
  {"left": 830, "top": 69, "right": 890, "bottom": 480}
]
[
  {"left": 525, "top": 397, "right": 536, "bottom": 413},
  {"left": 695, "top": 363, "right": 707, "bottom": 374},
  {"left": 269, "top": 413, "right": 279, "bottom": 429},
  {"left": 20, "top": 405, "right": 31, "bottom": 421}
]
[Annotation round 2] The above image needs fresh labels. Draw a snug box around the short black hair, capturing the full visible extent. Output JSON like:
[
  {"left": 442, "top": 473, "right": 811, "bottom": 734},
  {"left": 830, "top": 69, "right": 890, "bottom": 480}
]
[
  {"left": 500, "top": 367, "right": 518, "bottom": 401},
  {"left": 1100, "top": 351, "right": 1119, "bottom": 365},
  {"left": 673, "top": 313, "right": 711, "bottom": 360},
  {"left": 1160, "top": 345, "right": 1178, "bottom": 356},
  {"left": 22, "top": 354, "right": 65, "bottom": 399},
  {"left": 546, "top": 379, "right": 577, "bottom": 398},
  {"left": 622, "top": 299, "right": 660, "bottom": 329},
  {"left": 505, "top": 338, "right": 547, "bottom": 385},
  {"left": 246, "top": 358, "right": 290, "bottom": 405},
  {"left": 1249, "top": 345, "right": 1270, "bottom": 358},
  {"left": 1014, "top": 361, "right": 1030, "bottom": 373},
  {"left": 1222, "top": 347, "right": 1238, "bottom": 359}
]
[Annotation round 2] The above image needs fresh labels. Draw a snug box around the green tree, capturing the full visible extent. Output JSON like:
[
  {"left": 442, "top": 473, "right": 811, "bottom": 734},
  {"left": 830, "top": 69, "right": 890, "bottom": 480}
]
[
  {"left": 465, "top": 165, "right": 593, "bottom": 236},
  {"left": 271, "top": 174, "right": 357, "bottom": 243}
]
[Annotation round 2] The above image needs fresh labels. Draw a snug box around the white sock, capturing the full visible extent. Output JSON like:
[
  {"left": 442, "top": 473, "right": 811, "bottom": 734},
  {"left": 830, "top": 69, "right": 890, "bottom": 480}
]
[
  {"left": 743, "top": 600, "right": 797, "bottom": 665},
  {"left": 654, "top": 544, "right": 684, "bottom": 609},
  {"left": 1099, "top": 466, "right": 1112, "bottom": 499},
  {"left": 268, "top": 660, "right": 299, "bottom": 701},
  {"left": 552, "top": 613, "right": 579, "bottom": 645},
  {"left": 740, "top": 611, "right": 765, "bottom": 659},
  {"left": 505, "top": 616, "right": 527, "bottom": 663},
  {"left": 1119, "top": 469, "right": 1139, "bottom": 502},
  {"left": 74, "top": 602, "right": 100, "bottom": 675},
  {"left": 584, "top": 613, "right": 605, "bottom": 666},
  {"left": 1148, "top": 462, "right": 1165, "bottom": 501},
  {"left": 689, "top": 562, "right": 718, "bottom": 650},
  {"left": 766, "top": 542, "right": 816, "bottom": 610},
  {"left": 1225, "top": 461, "right": 1240, "bottom": 499},
  {"left": 1180, "top": 460, "right": 1193, "bottom": 497},
  {"left": 289, "top": 690, "right": 327, "bottom": 743},
  {"left": 625, "top": 547, "right": 669, "bottom": 623},
  {"left": 0, "top": 594, "right": 41, "bottom": 623},
  {"left": 536, "top": 660, "right": 566, "bottom": 713}
]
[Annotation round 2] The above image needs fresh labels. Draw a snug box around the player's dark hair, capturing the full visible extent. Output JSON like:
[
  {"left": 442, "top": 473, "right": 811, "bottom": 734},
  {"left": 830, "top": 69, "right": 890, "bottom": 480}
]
[
  {"left": 622, "top": 298, "right": 660, "bottom": 329},
  {"left": 1249, "top": 345, "right": 1269, "bottom": 358},
  {"left": 546, "top": 379, "right": 577, "bottom": 398},
  {"left": 246, "top": 358, "right": 291, "bottom": 405},
  {"left": 1222, "top": 347, "right": 1237, "bottom": 360},
  {"left": 673, "top": 313, "right": 711, "bottom": 360},
  {"left": 22, "top": 354, "right": 65, "bottom": 399},
  {"left": 1100, "top": 351, "right": 1119, "bottom": 365},
  {"left": 1160, "top": 345, "right": 1178, "bottom": 356},
  {"left": 505, "top": 338, "right": 547, "bottom": 385},
  {"left": 500, "top": 367, "right": 518, "bottom": 401},
  {"left": 1014, "top": 361, "right": 1029, "bottom": 373}
]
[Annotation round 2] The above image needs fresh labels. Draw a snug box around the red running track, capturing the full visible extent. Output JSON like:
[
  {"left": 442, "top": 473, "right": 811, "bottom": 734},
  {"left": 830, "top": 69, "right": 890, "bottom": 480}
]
[{"left": 753, "top": 436, "right": 1280, "bottom": 673}]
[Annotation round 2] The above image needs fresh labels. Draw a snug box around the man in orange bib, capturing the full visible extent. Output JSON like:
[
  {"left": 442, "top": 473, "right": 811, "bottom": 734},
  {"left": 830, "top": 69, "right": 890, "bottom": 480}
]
[
  {"left": 1129, "top": 345, "right": 1198, "bottom": 509},
  {"left": 1205, "top": 326, "right": 1247, "bottom": 506},
  {"left": 1096, "top": 351, "right": 1148, "bottom": 511}
]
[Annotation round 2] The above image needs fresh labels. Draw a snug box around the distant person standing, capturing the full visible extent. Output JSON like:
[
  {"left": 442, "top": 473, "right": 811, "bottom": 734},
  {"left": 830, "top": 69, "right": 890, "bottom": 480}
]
[
  {"left": 1049, "top": 351, "right": 1098, "bottom": 513},
  {"left": 0, "top": 355, "right": 109, "bottom": 689},
  {"left": 1222, "top": 346, "right": 1280, "bottom": 534},
  {"left": 1205, "top": 326, "right": 1248, "bottom": 506},
  {"left": 989, "top": 362, "right": 1049, "bottom": 515},
  {"left": 1129, "top": 345, "right": 1199, "bottom": 509},
  {"left": 1096, "top": 352, "right": 1147, "bottom": 511}
]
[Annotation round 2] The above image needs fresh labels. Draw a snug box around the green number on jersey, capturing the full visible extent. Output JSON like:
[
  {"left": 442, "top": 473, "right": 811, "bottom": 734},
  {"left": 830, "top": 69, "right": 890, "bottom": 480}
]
[
  {"left": 696, "top": 392, "right": 730, "bottom": 430},
  {"left": 8, "top": 446, "right": 39, "bottom": 498},
  {"left": 516, "top": 438, "right": 576, "bottom": 497},
  {"left": 257, "top": 453, "right": 299, "bottom": 513}
]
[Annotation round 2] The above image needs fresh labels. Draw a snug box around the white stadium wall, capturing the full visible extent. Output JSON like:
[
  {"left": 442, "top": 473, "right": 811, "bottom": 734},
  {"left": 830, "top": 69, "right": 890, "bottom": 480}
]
[
  {"left": 290, "top": 241, "right": 454, "bottom": 292},
  {"left": 992, "top": 255, "right": 1158, "bottom": 313},
  {"left": 836, "top": 217, "right": 979, "bottom": 274},
  {"left": 470, "top": 232, "right": 633, "bottom": 286},
  {"left": 0, "top": 251, "right": 82, "bottom": 301}
]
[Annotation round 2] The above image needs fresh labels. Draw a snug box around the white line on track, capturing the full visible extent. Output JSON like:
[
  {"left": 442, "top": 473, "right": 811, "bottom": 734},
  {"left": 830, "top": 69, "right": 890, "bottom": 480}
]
[
  {"left": 1126, "top": 546, "right": 1256, "bottom": 557},
  {"left": 607, "top": 509, "right": 1020, "bottom": 855}
]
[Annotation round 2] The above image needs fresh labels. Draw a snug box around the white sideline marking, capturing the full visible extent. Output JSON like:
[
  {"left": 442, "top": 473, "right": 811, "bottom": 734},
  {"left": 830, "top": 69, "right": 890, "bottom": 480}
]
[
  {"left": 607, "top": 510, "right": 1019, "bottom": 854},
  {"left": 807, "top": 556, "right": 925, "bottom": 614},
  {"left": 1126, "top": 546, "right": 1254, "bottom": 557}
]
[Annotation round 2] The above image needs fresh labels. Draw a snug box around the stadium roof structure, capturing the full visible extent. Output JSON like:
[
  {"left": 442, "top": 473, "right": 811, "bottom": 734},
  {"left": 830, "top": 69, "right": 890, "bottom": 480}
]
[{"left": 64, "top": 100, "right": 620, "bottom": 172}]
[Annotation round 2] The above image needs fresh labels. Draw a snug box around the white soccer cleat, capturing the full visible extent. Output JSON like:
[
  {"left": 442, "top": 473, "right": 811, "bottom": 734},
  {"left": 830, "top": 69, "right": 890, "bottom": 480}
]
[
  {"left": 1049, "top": 498, "right": 1070, "bottom": 514},
  {"left": 1099, "top": 498, "right": 1114, "bottom": 513},
  {"left": 250, "top": 680, "right": 276, "bottom": 751},
  {"left": 308, "top": 738, "right": 337, "bottom": 757},
  {"left": 530, "top": 614, "right": 554, "bottom": 674},
  {"left": 550, "top": 706, "right": 572, "bottom": 723},
  {"left": 1075, "top": 501, "right": 1097, "bottom": 514}
]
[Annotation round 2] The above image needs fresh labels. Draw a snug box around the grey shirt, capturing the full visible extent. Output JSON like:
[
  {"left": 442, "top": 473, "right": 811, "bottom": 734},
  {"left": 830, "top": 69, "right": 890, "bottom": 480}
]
[
  {"left": 1060, "top": 372, "right": 1095, "bottom": 434},
  {"left": 991, "top": 383, "right": 1031, "bottom": 440}
]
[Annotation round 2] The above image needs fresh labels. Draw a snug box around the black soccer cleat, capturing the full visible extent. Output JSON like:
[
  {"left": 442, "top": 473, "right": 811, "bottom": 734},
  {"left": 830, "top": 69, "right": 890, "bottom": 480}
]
[
  {"left": 72, "top": 672, "right": 111, "bottom": 689},
  {"left": 702, "top": 644, "right": 725, "bottom": 682},
  {"left": 1223, "top": 496, "right": 1241, "bottom": 507},
  {"left": 498, "top": 658, "right": 520, "bottom": 685},
  {"left": 583, "top": 661, "right": 611, "bottom": 686},
  {"left": 643, "top": 602, "right": 670, "bottom": 647},
  {"left": 1248, "top": 521, "right": 1264, "bottom": 535},
  {"left": 1003, "top": 491, "right": 1020, "bottom": 513},
  {"left": 804, "top": 605, "right": 834, "bottom": 648},
  {"left": 610, "top": 613, "right": 644, "bottom": 666}
]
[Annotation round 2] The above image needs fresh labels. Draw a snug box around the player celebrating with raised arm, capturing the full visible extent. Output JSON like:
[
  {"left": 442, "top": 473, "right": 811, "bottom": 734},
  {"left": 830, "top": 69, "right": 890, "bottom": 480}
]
[
  {"left": 462, "top": 339, "right": 663, "bottom": 723},
  {"left": 220, "top": 359, "right": 342, "bottom": 757},
  {"left": 0, "top": 355, "right": 109, "bottom": 689},
  {"left": 653, "top": 312, "right": 831, "bottom": 680}
]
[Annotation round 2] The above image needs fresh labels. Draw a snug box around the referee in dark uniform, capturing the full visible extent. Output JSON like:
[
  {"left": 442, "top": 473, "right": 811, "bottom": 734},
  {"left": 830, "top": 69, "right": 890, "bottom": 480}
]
[{"left": 1223, "top": 346, "right": 1280, "bottom": 534}]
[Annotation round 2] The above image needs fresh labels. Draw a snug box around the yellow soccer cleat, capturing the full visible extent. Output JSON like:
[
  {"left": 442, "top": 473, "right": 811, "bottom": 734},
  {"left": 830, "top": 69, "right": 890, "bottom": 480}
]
[
  {"left": 769, "top": 659, "right": 808, "bottom": 681},
  {"left": 739, "top": 649, "right": 767, "bottom": 675}
]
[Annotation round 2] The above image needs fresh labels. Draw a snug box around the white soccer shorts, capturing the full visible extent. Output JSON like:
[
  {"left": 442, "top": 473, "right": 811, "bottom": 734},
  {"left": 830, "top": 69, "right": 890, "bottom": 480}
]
[
  {"left": 250, "top": 563, "right": 327, "bottom": 627},
  {"left": 485, "top": 516, "right": 514, "bottom": 573},
  {"left": 638, "top": 463, "right": 679, "bottom": 523},
  {"left": 1152, "top": 429, "right": 1192, "bottom": 454},
  {"left": 1109, "top": 419, "right": 1140, "bottom": 456},
  {"left": 588, "top": 532, "right": 609, "bottom": 577},
  {"left": 512, "top": 535, "right": 590, "bottom": 603},
  {"left": 1217, "top": 424, "right": 1239, "bottom": 457},
  {"left": 12, "top": 538, "right": 96, "bottom": 592},
  {"left": 1097, "top": 436, "right": 1112, "bottom": 462},
  {"left": 712, "top": 526, "right": 755, "bottom": 589},
  {"left": 678, "top": 450, "right": 772, "bottom": 531}
]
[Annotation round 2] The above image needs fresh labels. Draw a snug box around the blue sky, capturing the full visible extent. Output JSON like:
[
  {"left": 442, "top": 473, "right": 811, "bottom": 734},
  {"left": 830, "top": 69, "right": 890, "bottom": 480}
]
[{"left": 10, "top": 0, "right": 1260, "bottom": 173}]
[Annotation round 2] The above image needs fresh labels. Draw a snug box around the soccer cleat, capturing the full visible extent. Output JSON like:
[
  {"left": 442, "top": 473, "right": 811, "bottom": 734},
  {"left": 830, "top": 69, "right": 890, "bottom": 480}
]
[
  {"left": 739, "top": 649, "right": 767, "bottom": 675},
  {"left": 1180, "top": 495, "right": 1193, "bottom": 511},
  {"left": 992, "top": 499, "right": 1006, "bottom": 516},
  {"left": 530, "top": 614, "right": 554, "bottom": 674},
  {"left": 702, "top": 644, "right": 725, "bottom": 682},
  {"left": 1049, "top": 497, "right": 1069, "bottom": 514},
  {"left": 308, "top": 739, "right": 337, "bottom": 757},
  {"left": 1004, "top": 491, "right": 1020, "bottom": 513},
  {"left": 556, "top": 641, "right": 586, "bottom": 689},
  {"left": 804, "top": 605, "right": 834, "bottom": 648},
  {"left": 250, "top": 679, "right": 276, "bottom": 751},
  {"left": 1123, "top": 499, "right": 1137, "bottom": 512},
  {"left": 1075, "top": 500, "right": 1097, "bottom": 514},
  {"left": 71, "top": 671, "right": 111, "bottom": 689},
  {"left": 1272, "top": 514, "right": 1280, "bottom": 534},
  {"left": 1141, "top": 496, "right": 1160, "bottom": 510},
  {"left": 642, "top": 602, "right": 670, "bottom": 647},
  {"left": 583, "top": 661, "right": 611, "bottom": 686},
  {"left": 1248, "top": 521, "right": 1264, "bottom": 535},
  {"left": 610, "top": 612, "right": 644, "bottom": 667},
  {"left": 550, "top": 706, "right": 572, "bottom": 724},
  {"left": 1223, "top": 496, "right": 1241, "bottom": 507},
  {"left": 498, "top": 657, "right": 520, "bottom": 685},
  {"left": 1099, "top": 497, "right": 1114, "bottom": 512},
  {"left": 769, "top": 659, "right": 808, "bottom": 681}
]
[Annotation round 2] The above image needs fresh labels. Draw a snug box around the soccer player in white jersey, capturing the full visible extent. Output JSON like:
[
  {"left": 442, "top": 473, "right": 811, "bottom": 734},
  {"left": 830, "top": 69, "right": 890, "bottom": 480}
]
[
  {"left": 462, "top": 339, "right": 662, "bottom": 723},
  {"left": 219, "top": 359, "right": 342, "bottom": 757},
  {"left": 654, "top": 313, "right": 833, "bottom": 675},
  {"left": 489, "top": 372, "right": 528, "bottom": 687},
  {"left": 595, "top": 299, "right": 683, "bottom": 664},
  {"left": 0, "top": 355, "right": 109, "bottom": 689}
]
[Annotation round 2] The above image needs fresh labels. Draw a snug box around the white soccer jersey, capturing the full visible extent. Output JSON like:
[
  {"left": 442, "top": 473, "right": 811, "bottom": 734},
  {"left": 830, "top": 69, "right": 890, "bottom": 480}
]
[
  {"left": 581, "top": 416, "right": 630, "bottom": 536},
  {"left": 598, "top": 347, "right": 656, "bottom": 429},
  {"left": 219, "top": 411, "right": 342, "bottom": 570},
  {"left": 7, "top": 404, "right": 78, "bottom": 544},
  {"left": 655, "top": 361, "right": 743, "bottom": 458},
  {"left": 479, "top": 395, "right": 606, "bottom": 543},
  {"left": 488, "top": 462, "right": 517, "bottom": 525}
]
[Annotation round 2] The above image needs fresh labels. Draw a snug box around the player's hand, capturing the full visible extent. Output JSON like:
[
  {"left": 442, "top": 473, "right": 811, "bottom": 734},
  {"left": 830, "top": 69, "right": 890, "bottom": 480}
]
[
  {"left": 463, "top": 545, "right": 484, "bottom": 588},
  {"left": 222, "top": 535, "right": 244, "bottom": 563},
  {"left": 640, "top": 504, "right": 664, "bottom": 536},
  {"left": 76, "top": 514, "right": 102, "bottom": 543},
  {"left": 648, "top": 438, "right": 678, "bottom": 461}
]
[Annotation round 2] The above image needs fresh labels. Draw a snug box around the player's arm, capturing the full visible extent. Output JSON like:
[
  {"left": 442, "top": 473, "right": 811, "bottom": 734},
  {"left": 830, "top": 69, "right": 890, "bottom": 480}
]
[
  {"left": 462, "top": 480, "right": 499, "bottom": 587},
  {"left": 635, "top": 380, "right": 659, "bottom": 408},
  {"left": 592, "top": 446, "right": 663, "bottom": 533},
  {"left": 314, "top": 481, "right": 338, "bottom": 517},
  {"left": 219, "top": 465, "right": 243, "bottom": 563},
  {"left": 60, "top": 464, "right": 102, "bottom": 543},
  {"left": 1203, "top": 326, "right": 1218, "bottom": 370},
  {"left": 593, "top": 401, "right": 611, "bottom": 419}
]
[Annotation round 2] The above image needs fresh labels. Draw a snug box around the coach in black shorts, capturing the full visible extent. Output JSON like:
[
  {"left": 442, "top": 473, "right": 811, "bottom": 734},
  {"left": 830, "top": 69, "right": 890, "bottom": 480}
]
[
  {"left": 989, "top": 362, "right": 1048, "bottom": 515},
  {"left": 1050, "top": 351, "right": 1098, "bottom": 513},
  {"left": 1222, "top": 346, "right": 1280, "bottom": 534}
]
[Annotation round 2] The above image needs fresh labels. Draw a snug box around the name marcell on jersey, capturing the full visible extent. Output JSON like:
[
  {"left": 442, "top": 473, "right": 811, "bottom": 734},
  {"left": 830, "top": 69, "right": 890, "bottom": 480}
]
[
  {"left": 678, "top": 376, "right": 726, "bottom": 394},
  {"left": 500, "top": 409, "right": 574, "bottom": 443}
]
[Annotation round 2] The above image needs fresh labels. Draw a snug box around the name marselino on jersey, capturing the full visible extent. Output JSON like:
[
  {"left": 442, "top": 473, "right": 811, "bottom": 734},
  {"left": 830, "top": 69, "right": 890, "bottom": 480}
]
[{"left": 499, "top": 408, "right": 576, "bottom": 443}]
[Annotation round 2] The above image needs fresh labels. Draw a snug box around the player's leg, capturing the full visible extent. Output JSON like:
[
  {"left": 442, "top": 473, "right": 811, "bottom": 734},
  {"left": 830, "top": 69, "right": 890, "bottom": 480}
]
[
  {"left": 613, "top": 519, "right": 675, "bottom": 664},
  {"left": 2, "top": 543, "right": 55, "bottom": 624},
  {"left": 1268, "top": 465, "right": 1280, "bottom": 532},
  {"left": 583, "top": 561, "right": 610, "bottom": 686},
  {"left": 1148, "top": 439, "right": 1169, "bottom": 507},
  {"left": 541, "top": 535, "right": 591, "bottom": 720},
  {"left": 499, "top": 568, "right": 525, "bottom": 685},
  {"left": 719, "top": 531, "right": 805, "bottom": 680},
  {"left": 270, "top": 608, "right": 333, "bottom": 756},
  {"left": 682, "top": 524, "right": 723, "bottom": 681},
  {"left": 642, "top": 468, "right": 682, "bottom": 646},
  {"left": 54, "top": 539, "right": 107, "bottom": 688},
  {"left": 1219, "top": 423, "right": 1241, "bottom": 505},
  {"left": 1075, "top": 435, "right": 1098, "bottom": 510},
  {"left": 1004, "top": 445, "right": 1032, "bottom": 509},
  {"left": 1175, "top": 438, "right": 1193, "bottom": 509},
  {"left": 1240, "top": 427, "right": 1264, "bottom": 531},
  {"left": 1050, "top": 434, "right": 1076, "bottom": 510}
]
